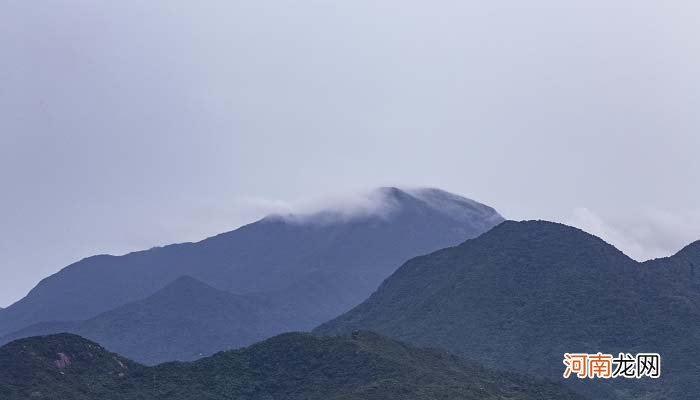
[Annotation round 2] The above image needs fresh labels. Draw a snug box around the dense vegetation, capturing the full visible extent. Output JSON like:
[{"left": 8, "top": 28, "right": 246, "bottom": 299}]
[
  {"left": 0, "top": 332, "right": 582, "bottom": 400},
  {"left": 316, "top": 220, "right": 700, "bottom": 399}
]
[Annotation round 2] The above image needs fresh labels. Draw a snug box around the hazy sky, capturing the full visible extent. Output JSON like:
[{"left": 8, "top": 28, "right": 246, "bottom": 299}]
[{"left": 2, "top": 1, "right": 699, "bottom": 307}]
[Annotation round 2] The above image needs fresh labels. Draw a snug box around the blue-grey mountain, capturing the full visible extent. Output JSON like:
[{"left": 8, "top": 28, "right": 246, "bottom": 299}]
[
  {"left": 0, "top": 276, "right": 290, "bottom": 364},
  {"left": 0, "top": 187, "right": 503, "bottom": 363}
]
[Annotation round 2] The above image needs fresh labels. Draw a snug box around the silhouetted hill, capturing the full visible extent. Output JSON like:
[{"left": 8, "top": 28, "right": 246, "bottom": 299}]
[
  {"left": 0, "top": 187, "right": 503, "bottom": 342},
  {"left": 0, "top": 333, "right": 144, "bottom": 399},
  {"left": 0, "top": 332, "right": 583, "bottom": 400},
  {"left": 0, "top": 276, "right": 296, "bottom": 364},
  {"left": 316, "top": 220, "right": 700, "bottom": 399}
]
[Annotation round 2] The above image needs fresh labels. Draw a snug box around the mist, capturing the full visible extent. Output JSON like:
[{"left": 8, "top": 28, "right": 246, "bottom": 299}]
[{"left": 2, "top": 0, "right": 700, "bottom": 306}]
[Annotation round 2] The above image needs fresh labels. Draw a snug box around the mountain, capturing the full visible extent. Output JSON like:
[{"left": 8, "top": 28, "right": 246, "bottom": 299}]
[
  {"left": 0, "top": 275, "right": 367, "bottom": 364},
  {"left": 0, "top": 276, "right": 293, "bottom": 364},
  {"left": 0, "top": 274, "right": 362, "bottom": 364},
  {"left": 0, "top": 332, "right": 584, "bottom": 400},
  {"left": 0, "top": 187, "right": 503, "bottom": 353},
  {"left": 315, "top": 220, "right": 700, "bottom": 399}
]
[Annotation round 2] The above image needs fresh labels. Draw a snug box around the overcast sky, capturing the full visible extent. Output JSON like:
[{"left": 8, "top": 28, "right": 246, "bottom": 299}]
[{"left": 2, "top": 1, "right": 699, "bottom": 307}]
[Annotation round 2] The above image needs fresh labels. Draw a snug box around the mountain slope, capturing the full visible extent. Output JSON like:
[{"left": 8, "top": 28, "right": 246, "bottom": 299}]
[
  {"left": 0, "top": 187, "right": 503, "bottom": 338},
  {"left": 315, "top": 220, "right": 700, "bottom": 399},
  {"left": 0, "top": 332, "right": 584, "bottom": 400},
  {"left": 0, "top": 276, "right": 294, "bottom": 364},
  {"left": 0, "top": 333, "right": 144, "bottom": 399}
]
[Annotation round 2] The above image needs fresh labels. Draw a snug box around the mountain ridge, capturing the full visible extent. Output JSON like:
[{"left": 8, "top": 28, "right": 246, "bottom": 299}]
[
  {"left": 315, "top": 220, "right": 700, "bottom": 399},
  {"left": 0, "top": 275, "right": 313, "bottom": 365},
  {"left": 0, "top": 187, "right": 504, "bottom": 361},
  {"left": 0, "top": 275, "right": 298, "bottom": 364},
  {"left": 0, "top": 332, "right": 584, "bottom": 400}
]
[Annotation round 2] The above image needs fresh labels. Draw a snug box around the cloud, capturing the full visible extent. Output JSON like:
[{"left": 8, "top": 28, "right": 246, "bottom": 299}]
[
  {"left": 235, "top": 188, "right": 401, "bottom": 225},
  {"left": 567, "top": 207, "right": 700, "bottom": 261}
]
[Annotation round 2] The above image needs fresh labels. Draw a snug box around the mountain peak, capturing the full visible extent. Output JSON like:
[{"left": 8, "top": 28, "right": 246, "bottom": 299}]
[
  {"left": 150, "top": 275, "right": 221, "bottom": 299},
  {"left": 470, "top": 219, "right": 632, "bottom": 259},
  {"left": 2, "top": 332, "right": 97, "bottom": 353},
  {"left": 265, "top": 186, "right": 503, "bottom": 227},
  {"left": 0, "top": 332, "right": 136, "bottom": 372},
  {"left": 402, "top": 187, "right": 503, "bottom": 224},
  {"left": 0, "top": 186, "right": 505, "bottom": 361},
  {"left": 471, "top": 220, "right": 585, "bottom": 244},
  {"left": 313, "top": 219, "right": 684, "bottom": 399}
]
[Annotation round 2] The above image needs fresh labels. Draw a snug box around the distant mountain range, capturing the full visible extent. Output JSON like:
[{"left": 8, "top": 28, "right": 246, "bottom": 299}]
[
  {"left": 7, "top": 186, "right": 699, "bottom": 399},
  {"left": 0, "top": 332, "right": 583, "bottom": 400},
  {"left": 0, "top": 276, "right": 288, "bottom": 363},
  {"left": 316, "top": 220, "right": 700, "bottom": 399},
  {"left": 0, "top": 187, "right": 504, "bottom": 363}
]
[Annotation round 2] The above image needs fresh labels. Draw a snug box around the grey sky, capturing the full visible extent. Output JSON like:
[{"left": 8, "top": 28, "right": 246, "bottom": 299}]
[{"left": 2, "top": 1, "right": 699, "bottom": 307}]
